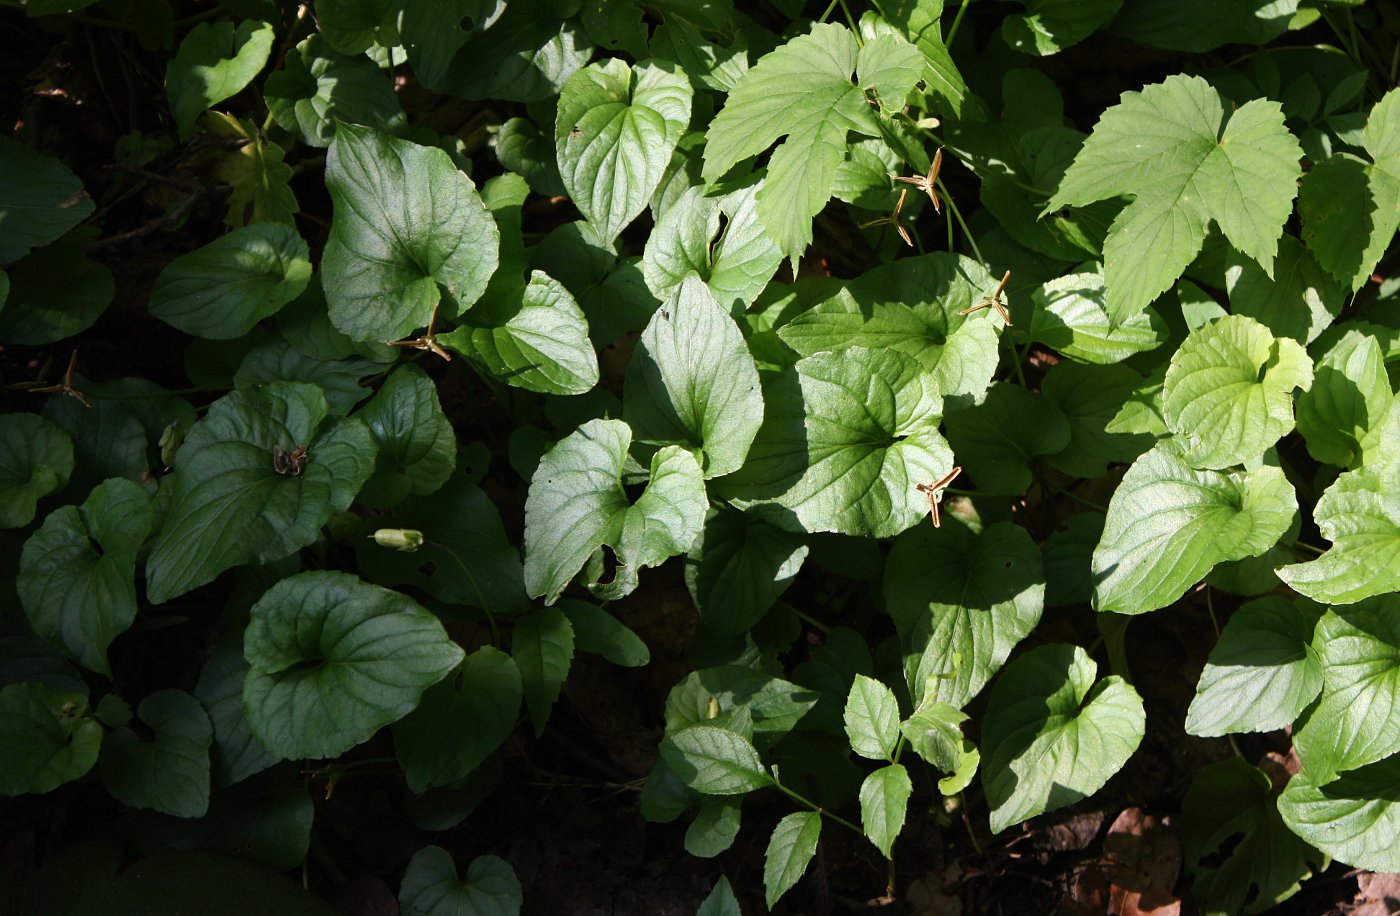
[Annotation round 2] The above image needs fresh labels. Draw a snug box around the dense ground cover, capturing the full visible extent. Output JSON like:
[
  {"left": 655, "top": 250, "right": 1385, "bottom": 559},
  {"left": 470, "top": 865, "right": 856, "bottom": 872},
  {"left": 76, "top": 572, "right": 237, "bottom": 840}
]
[{"left": 1, "top": 0, "right": 1399, "bottom": 913}]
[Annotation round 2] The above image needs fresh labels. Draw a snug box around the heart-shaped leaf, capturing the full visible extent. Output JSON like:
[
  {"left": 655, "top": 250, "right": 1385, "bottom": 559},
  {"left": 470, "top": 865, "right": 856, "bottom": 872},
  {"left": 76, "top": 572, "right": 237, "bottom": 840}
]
[
  {"left": 98, "top": 689, "right": 212, "bottom": 818},
  {"left": 0, "top": 413, "right": 73, "bottom": 529},
  {"left": 193, "top": 637, "right": 276, "bottom": 788},
  {"left": 1276, "top": 464, "right": 1400, "bottom": 604},
  {"left": 263, "top": 35, "right": 405, "bottom": 147},
  {"left": 354, "top": 364, "right": 456, "bottom": 508},
  {"left": 0, "top": 135, "right": 94, "bottom": 265},
  {"left": 686, "top": 507, "right": 807, "bottom": 639},
  {"left": 0, "top": 682, "right": 102, "bottom": 795},
  {"left": 1024, "top": 270, "right": 1169, "bottom": 364},
  {"left": 399, "top": 847, "right": 522, "bottom": 916},
  {"left": 166, "top": 20, "right": 275, "bottom": 140},
  {"left": 944, "top": 383, "right": 1071, "bottom": 495},
  {"left": 243, "top": 571, "right": 464, "bottom": 760}
]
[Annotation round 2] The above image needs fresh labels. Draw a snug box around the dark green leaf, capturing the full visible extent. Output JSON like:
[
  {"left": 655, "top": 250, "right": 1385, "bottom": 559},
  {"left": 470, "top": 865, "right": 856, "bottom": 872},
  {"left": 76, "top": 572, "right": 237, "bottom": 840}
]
[
  {"left": 355, "top": 364, "right": 457, "bottom": 507},
  {"left": 99, "top": 689, "right": 212, "bottom": 818},
  {"left": 512, "top": 607, "right": 574, "bottom": 736},
  {"left": 0, "top": 134, "right": 94, "bottom": 265},
  {"left": 399, "top": 848, "right": 522, "bottom": 916},
  {"left": 263, "top": 34, "right": 405, "bottom": 147},
  {"left": 0, "top": 413, "right": 73, "bottom": 529},
  {"left": 0, "top": 681, "right": 102, "bottom": 795}
]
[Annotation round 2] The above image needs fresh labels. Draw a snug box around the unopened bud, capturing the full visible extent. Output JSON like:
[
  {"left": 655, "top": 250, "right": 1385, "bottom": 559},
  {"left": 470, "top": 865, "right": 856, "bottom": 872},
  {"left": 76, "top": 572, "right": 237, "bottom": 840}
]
[{"left": 372, "top": 528, "right": 424, "bottom": 552}]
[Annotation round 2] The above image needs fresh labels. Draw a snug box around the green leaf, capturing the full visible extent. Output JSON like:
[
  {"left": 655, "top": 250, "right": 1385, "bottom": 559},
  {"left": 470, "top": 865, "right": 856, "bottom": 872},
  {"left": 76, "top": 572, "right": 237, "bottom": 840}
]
[
  {"left": 393, "top": 646, "right": 522, "bottom": 794},
  {"left": 0, "top": 413, "right": 72, "bottom": 529},
  {"left": 1300, "top": 88, "right": 1400, "bottom": 291},
  {"left": 1047, "top": 74, "right": 1302, "bottom": 320},
  {"left": 495, "top": 117, "right": 566, "bottom": 198},
  {"left": 640, "top": 183, "right": 784, "bottom": 313},
  {"left": 559, "top": 600, "right": 650, "bottom": 667},
  {"left": 0, "top": 135, "right": 93, "bottom": 265},
  {"left": 313, "top": 0, "right": 396, "bottom": 55},
  {"left": 148, "top": 223, "right": 311, "bottom": 339},
  {"left": 687, "top": 506, "right": 807, "bottom": 639},
  {"left": 523, "top": 419, "right": 707, "bottom": 604},
  {"left": 944, "top": 383, "right": 1071, "bottom": 495},
  {"left": 18, "top": 478, "right": 153, "bottom": 675},
  {"left": 886, "top": 519, "right": 1044, "bottom": 710},
  {"left": 165, "top": 20, "right": 275, "bottom": 140},
  {"left": 1225, "top": 236, "right": 1343, "bottom": 344},
  {"left": 982, "top": 643, "right": 1145, "bottom": 833},
  {"left": 1093, "top": 441, "right": 1297, "bottom": 615},
  {"left": 355, "top": 364, "right": 456, "bottom": 507},
  {"left": 399, "top": 848, "right": 522, "bottom": 916},
  {"left": 1162, "top": 315, "right": 1313, "bottom": 469},
  {"left": 1110, "top": 0, "right": 1295, "bottom": 52},
  {"left": 900, "top": 699, "right": 971, "bottom": 774},
  {"left": 1183, "top": 758, "right": 1323, "bottom": 916},
  {"left": 244, "top": 571, "right": 463, "bottom": 761},
  {"left": 357, "top": 473, "right": 530, "bottom": 616},
  {"left": 99, "top": 689, "right": 212, "bottom": 818},
  {"left": 1292, "top": 596, "right": 1400, "bottom": 783},
  {"left": 624, "top": 277, "right": 762, "bottom": 478},
  {"left": 555, "top": 58, "right": 692, "bottom": 244},
  {"left": 1043, "top": 512, "right": 1104, "bottom": 608},
  {"left": 1003, "top": 0, "right": 1122, "bottom": 55},
  {"left": 1041, "top": 362, "right": 1155, "bottom": 478},
  {"left": 719, "top": 347, "right": 953, "bottom": 538},
  {"left": 777, "top": 253, "right": 1002, "bottom": 409},
  {"left": 0, "top": 682, "right": 101, "bottom": 795},
  {"left": 697, "top": 876, "right": 742, "bottom": 916},
  {"left": 1186, "top": 597, "right": 1324, "bottom": 738},
  {"left": 859, "top": 763, "right": 912, "bottom": 858},
  {"left": 263, "top": 35, "right": 405, "bottom": 147},
  {"left": 763, "top": 811, "right": 821, "bottom": 908},
  {"left": 661, "top": 725, "right": 771, "bottom": 795},
  {"left": 1276, "top": 465, "right": 1400, "bottom": 604},
  {"left": 664, "top": 667, "right": 818, "bottom": 749},
  {"left": 512, "top": 607, "right": 574, "bottom": 736},
  {"left": 1296, "top": 327, "right": 1395, "bottom": 469},
  {"left": 91, "top": 850, "right": 340, "bottom": 916},
  {"left": 702, "top": 23, "right": 921, "bottom": 262},
  {"left": 233, "top": 340, "right": 379, "bottom": 415},
  {"left": 0, "top": 238, "right": 114, "bottom": 344},
  {"left": 145, "top": 382, "right": 375, "bottom": 603},
  {"left": 1024, "top": 270, "right": 1169, "bottom": 364},
  {"left": 322, "top": 123, "right": 500, "bottom": 342},
  {"left": 843, "top": 674, "right": 899, "bottom": 760},
  {"left": 685, "top": 797, "right": 742, "bottom": 858},
  {"left": 1278, "top": 755, "right": 1400, "bottom": 873},
  {"left": 207, "top": 114, "right": 299, "bottom": 228},
  {"left": 883, "top": 0, "right": 969, "bottom": 117},
  {"left": 439, "top": 270, "right": 599, "bottom": 396},
  {"left": 193, "top": 637, "right": 276, "bottom": 788}
]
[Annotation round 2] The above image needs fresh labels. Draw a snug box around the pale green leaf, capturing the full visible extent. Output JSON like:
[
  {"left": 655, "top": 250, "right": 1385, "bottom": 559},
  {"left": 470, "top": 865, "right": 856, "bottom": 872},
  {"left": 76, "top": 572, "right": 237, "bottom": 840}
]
[
  {"left": 1183, "top": 758, "right": 1324, "bottom": 916},
  {"left": 882, "top": 0, "right": 969, "bottom": 116},
  {"left": 1047, "top": 74, "right": 1302, "bottom": 320},
  {"left": 263, "top": 35, "right": 405, "bottom": 148},
  {"left": 1300, "top": 87, "right": 1400, "bottom": 291},
  {"left": 640, "top": 182, "right": 784, "bottom": 313},
  {"left": 244, "top": 571, "right": 464, "bottom": 760},
  {"left": 1278, "top": 755, "right": 1400, "bottom": 873},
  {"left": 1185, "top": 597, "right": 1324, "bottom": 737},
  {"left": 983, "top": 643, "right": 1145, "bottom": 833},
  {"left": 0, "top": 135, "right": 93, "bottom": 265},
  {"left": 900, "top": 699, "right": 970, "bottom": 774},
  {"left": 555, "top": 58, "right": 692, "bottom": 243},
  {"left": 663, "top": 666, "right": 817, "bottom": 750},
  {"left": 685, "top": 797, "right": 742, "bottom": 858},
  {"left": 523, "top": 419, "right": 706, "bottom": 604},
  {"left": 149, "top": 223, "right": 311, "bottom": 339},
  {"left": 1292, "top": 596, "right": 1400, "bottom": 783},
  {"left": 718, "top": 347, "right": 953, "bottom": 538},
  {"left": 1276, "top": 465, "right": 1400, "bottom": 604},
  {"left": 1025, "top": 270, "right": 1169, "bottom": 364},
  {"left": 18, "top": 479, "right": 153, "bottom": 676},
  {"left": 0, "top": 413, "right": 72, "bottom": 529},
  {"left": 355, "top": 364, "right": 456, "bottom": 507},
  {"left": 779, "top": 254, "right": 1002, "bottom": 409},
  {"left": 1162, "top": 315, "right": 1312, "bottom": 469},
  {"left": 702, "top": 23, "right": 912, "bottom": 262},
  {"left": 686, "top": 507, "right": 807, "bottom": 639},
  {"left": 843, "top": 674, "right": 899, "bottom": 760},
  {"left": 1296, "top": 327, "right": 1395, "bottom": 469},
  {"left": 763, "top": 811, "right": 820, "bottom": 908},
  {"left": 886, "top": 519, "right": 1044, "bottom": 710},
  {"left": 98, "top": 689, "right": 211, "bottom": 818},
  {"left": 166, "top": 20, "right": 275, "bottom": 140},
  {"left": 859, "top": 763, "right": 911, "bottom": 859},
  {"left": 145, "top": 382, "right": 375, "bottom": 603},
  {"left": 1093, "top": 441, "right": 1297, "bottom": 615},
  {"left": 393, "top": 646, "right": 522, "bottom": 794},
  {"left": 322, "top": 123, "right": 499, "bottom": 342},
  {"left": 0, "top": 682, "right": 101, "bottom": 795},
  {"left": 661, "top": 725, "right": 771, "bottom": 795},
  {"left": 624, "top": 277, "right": 762, "bottom": 478},
  {"left": 697, "top": 876, "right": 742, "bottom": 916},
  {"left": 400, "top": 848, "right": 522, "bottom": 916}
]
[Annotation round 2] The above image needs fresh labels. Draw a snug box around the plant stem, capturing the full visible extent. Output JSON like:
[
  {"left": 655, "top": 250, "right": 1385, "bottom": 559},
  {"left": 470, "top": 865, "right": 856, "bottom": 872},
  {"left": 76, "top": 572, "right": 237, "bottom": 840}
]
[
  {"left": 773, "top": 778, "right": 863, "bottom": 835},
  {"left": 817, "top": 0, "right": 840, "bottom": 23},
  {"left": 945, "top": 0, "right": 972, "bottom": 47},
  {"left": 794, "top": 608, "right": 830, "bottom": 634},
  {"left": 941, "top": 190, "right": 984, "bottom": 264},
  {"left": 427, "top": 539, "right": 502, "bottom": 645},
  {"left": 836, "top": 0, "right": 861, "bottom": 40}
]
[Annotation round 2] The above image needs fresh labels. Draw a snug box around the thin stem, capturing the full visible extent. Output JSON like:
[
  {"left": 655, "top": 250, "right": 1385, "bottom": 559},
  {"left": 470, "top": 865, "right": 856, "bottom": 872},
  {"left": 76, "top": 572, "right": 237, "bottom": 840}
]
[
  {"left": 942, "top": 190, "right": 983, "bottom": 263},
  {"left": 836, "top": 0, "right": 861, "bottom": 41},
  {"left": 816, "top": 0, "right": 840, "bottom": 23},
  {"left": 1051, "top": 486, "right": 1108, "bottom": 513},
  {"left": 1008, "top": 341, "right": 1029, "bottom": 388},
  {"left": 1292, "top": 541, "right": 1327, "bottom": 556},
  {"left": 944, "top": 0, "right": 972, "bottom": 47},
  {"left": 794, "top": 608, "right": 830, "bottom": 634},
  {"left": 773, "top": 778, "right": 863, "bottom": 835},
  {"left": 427, "top": 540, "right": 501, "bottom": 645}
]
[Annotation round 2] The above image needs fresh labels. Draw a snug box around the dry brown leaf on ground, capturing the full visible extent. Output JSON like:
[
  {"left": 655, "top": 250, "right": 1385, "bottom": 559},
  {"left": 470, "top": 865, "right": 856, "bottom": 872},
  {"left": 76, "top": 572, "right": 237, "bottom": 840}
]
[{"left": 1352, "top": 872, "right": 1400, "bottom": 916}]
